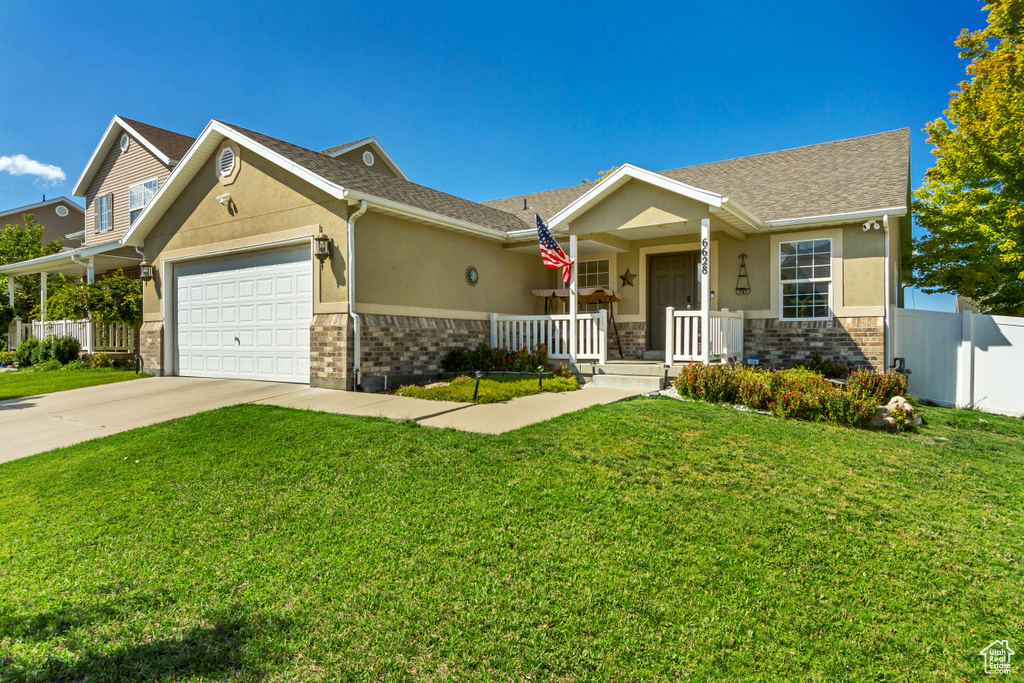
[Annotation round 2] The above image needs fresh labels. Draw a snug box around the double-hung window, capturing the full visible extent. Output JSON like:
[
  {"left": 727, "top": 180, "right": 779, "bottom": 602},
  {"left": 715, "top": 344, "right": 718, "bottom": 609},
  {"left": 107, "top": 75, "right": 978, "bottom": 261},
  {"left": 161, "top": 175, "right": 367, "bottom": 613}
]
[
  {"left": 780, "top": 238, "right": 832, "bottom": 320},
  {"left": 129, "top": 178, "right": 159, "bottom": 225},
  {"left": 95, "top": 192, "right": 113, "bottom": 232},
  {"left": 578, "top": 259, "right": 610, "bottom": 312}
]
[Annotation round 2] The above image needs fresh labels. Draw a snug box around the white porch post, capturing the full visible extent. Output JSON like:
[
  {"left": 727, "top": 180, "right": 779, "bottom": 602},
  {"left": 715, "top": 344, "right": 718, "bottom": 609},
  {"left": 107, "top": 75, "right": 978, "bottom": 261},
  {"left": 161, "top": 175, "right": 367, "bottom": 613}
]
[
  {"left": 86, "top": 258, "right": 95, "bottom": 284},
  {"left": 568, "top": 233, "right": 578, "bottom": 363},
  {"left": 6, "top": 276, "right": 15, "bottom": 351},
  {"left": 40, "top": 272, "right": 47, "bottom": 323},
  {"left": 665, "top": 306, "right": 675, "bottom": 363},
  {"left": 699, "top": 218, "right": 711, "bottom": 364}
]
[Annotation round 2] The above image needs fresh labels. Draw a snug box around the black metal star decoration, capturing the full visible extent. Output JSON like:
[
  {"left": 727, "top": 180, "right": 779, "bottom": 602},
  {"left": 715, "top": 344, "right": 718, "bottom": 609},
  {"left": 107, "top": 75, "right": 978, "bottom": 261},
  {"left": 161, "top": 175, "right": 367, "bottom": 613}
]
[{"left": 619, "top": 268, "right": 636, "bottom": 287}]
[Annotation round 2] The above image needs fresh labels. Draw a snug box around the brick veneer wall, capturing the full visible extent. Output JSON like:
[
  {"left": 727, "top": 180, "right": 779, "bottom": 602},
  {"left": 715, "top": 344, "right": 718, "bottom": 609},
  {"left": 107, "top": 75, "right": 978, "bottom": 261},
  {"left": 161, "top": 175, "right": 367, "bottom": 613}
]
[
  {"left": 609, "top": 322, "right": 647, "bottom": 360},
  {"left": 358, "top": 314, "right": 490, "bottom": 391},
  {"left": 743, "top": 316, "right": 885, "bottom": 371},
  {"left": 139, "top": 322, "right": 163, "bottom": 375},
  {"left": 310, "top": 314, "right": 352, "bottom": 390}
]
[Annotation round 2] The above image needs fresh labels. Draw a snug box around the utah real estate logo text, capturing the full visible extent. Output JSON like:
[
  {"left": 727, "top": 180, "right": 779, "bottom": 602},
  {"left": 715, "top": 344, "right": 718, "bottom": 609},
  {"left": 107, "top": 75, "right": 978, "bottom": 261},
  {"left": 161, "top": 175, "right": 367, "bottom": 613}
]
[{"left": 980, "top": 640, "right": 1014, "bottom": 675}]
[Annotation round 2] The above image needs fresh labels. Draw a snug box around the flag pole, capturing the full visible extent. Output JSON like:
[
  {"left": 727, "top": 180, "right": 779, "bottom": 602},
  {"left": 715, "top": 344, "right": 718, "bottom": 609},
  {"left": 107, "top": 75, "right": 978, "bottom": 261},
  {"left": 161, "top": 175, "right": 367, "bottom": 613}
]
[{"left": 569, "top": 233, "right": 578, "bottom": 364}]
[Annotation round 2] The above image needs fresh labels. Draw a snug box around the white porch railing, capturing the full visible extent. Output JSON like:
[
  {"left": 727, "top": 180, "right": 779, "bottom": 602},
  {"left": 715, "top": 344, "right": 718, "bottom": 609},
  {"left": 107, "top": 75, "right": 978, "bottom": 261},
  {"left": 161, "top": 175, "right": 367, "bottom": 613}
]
[
  {"left": 709, "top": 309, "right": 744, "bottom": 361},
  {"left": 26, "top": 319, "right": 133, "bottom": 353},
  {"left": 665, "top": 308, "right": 744, "bottom": 363},
  {"left": 490, "top": 310, "right": 607, "bottom": 363}
]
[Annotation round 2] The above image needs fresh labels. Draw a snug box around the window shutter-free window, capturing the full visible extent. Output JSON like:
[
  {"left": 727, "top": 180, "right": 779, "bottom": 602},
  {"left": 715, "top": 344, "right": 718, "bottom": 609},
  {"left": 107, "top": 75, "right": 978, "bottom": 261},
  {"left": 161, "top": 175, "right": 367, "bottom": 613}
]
[
  {"left": 129, "top": 179, "right": 159, "bottom": 225},
  {"left": 779, "top": 239, "right": 831, "bottom": 320}
]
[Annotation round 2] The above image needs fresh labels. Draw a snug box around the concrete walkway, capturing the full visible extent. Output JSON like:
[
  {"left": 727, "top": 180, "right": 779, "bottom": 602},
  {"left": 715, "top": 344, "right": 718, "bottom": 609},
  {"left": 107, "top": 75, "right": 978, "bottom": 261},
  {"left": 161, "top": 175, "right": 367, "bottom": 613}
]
[{"left": 0, "top": 376, "right": 642, "bottom": 463}]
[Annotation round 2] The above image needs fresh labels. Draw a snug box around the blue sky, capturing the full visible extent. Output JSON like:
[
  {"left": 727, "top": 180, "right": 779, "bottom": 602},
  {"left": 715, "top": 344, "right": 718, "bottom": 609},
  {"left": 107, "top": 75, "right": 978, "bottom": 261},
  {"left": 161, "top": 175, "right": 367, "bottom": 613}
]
[{"left": 0, "top": 0, "right": 989, "bottom": 310}]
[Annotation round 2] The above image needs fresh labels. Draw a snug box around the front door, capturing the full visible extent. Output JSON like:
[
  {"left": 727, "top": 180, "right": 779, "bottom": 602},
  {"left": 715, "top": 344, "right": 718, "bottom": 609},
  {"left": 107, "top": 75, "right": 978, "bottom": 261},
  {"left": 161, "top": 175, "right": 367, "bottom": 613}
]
[{"left": 648, "top": 252, "right": 697, "bottom": 350}]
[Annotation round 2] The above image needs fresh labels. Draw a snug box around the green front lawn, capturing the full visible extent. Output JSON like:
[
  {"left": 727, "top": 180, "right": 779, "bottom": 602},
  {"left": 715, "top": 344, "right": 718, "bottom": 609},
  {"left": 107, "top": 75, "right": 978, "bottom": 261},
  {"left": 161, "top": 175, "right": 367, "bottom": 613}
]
[
  {"left": 0, "top": 399, "right": 1021, "bottom": 680},
  {"left": 396, "top": 373, "right": 579, "bottom": 403},
  {"left": 0, "top": 368, "right": 148, "bottom": 401}
]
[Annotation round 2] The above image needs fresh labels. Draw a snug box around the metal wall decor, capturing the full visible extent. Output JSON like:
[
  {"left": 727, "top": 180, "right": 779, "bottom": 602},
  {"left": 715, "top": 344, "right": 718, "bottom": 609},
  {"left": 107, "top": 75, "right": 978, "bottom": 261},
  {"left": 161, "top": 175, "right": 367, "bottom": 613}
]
[
  {"left": 619, "top": 268, "right": 636, "bottom": 287},
  {"left": 735, "top": 253, "right": 751, "bottom": 295},
  {"left": 465, "top": 265, "right": 479, "bottom": 286}
]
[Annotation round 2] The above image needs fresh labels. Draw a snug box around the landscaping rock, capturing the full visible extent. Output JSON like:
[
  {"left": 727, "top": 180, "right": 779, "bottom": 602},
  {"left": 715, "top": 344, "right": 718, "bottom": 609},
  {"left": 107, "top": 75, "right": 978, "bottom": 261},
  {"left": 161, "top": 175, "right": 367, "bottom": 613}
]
[{"left": 872, "top": 395, "right": 923, "bottom": 431}]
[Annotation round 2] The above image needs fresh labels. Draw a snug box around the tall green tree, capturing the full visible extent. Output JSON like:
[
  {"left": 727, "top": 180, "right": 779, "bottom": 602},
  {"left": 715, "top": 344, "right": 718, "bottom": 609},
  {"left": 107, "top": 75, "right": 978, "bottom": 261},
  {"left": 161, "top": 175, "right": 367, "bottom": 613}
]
[
  {"left": 909, "top": 0, "right": 1024, "bottom": 314},
  {"left": 0, "top": 214, "right": 66, "bottom": 318}
]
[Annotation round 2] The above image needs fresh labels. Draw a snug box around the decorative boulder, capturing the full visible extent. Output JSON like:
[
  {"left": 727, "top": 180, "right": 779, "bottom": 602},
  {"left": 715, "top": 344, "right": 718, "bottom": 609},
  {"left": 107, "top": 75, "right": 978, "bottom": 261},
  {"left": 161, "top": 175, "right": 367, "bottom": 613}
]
[{"left": 872, "top": 395, "right": 923, "bottom": 431}]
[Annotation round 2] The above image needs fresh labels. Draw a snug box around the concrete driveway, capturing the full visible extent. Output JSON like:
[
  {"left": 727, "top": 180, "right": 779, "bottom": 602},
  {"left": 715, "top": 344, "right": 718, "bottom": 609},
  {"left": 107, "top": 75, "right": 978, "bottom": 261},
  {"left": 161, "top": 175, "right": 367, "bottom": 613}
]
[
  {"left": 1, "top": 376, "right": 643, "bottom": 464},
  {"left": 0, "top": 377, "right": 311, "bottom": 464}
]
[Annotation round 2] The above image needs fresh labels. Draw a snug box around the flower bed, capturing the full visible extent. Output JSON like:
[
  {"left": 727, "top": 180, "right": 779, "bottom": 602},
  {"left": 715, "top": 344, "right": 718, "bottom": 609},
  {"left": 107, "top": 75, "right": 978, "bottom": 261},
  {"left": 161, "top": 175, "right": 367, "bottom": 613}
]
[{"left": 674, "top": 364, "right": 911, "bottom": 430}]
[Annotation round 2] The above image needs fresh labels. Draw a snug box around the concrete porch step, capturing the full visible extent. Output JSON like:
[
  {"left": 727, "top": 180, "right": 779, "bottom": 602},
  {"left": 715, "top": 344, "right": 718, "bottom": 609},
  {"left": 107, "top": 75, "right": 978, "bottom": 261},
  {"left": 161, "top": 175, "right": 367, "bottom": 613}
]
[
  {"left": 589, "top": 373, "right": 665, "bottom": 391},
  {"left": 567, "top": 362, "right": 683, "bottom": 378}
]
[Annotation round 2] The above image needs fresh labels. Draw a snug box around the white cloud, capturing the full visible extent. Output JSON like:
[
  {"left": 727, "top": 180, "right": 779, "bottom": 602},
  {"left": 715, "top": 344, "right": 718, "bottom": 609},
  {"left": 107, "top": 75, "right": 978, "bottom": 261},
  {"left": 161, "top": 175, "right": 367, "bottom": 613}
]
[{"left": 0, "top": 154, "right": 66, "bottom": 185}]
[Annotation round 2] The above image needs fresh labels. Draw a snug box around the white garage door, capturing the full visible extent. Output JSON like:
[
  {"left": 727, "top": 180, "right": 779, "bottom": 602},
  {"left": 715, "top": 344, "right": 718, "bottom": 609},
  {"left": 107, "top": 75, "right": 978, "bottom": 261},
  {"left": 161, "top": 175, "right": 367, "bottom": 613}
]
[{"left": 175, "top": 245, "right": 313, "bottom": 383}]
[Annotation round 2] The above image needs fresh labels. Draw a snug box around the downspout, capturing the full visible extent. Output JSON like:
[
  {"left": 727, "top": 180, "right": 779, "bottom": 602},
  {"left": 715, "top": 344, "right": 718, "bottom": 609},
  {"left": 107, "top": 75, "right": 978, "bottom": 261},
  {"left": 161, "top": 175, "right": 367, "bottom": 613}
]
[
  {"left": 882, "top": 214, "right": 891, "bottom": 371},
  {"left": 347, "top": 200, "right": 368, "bottom": 390}
]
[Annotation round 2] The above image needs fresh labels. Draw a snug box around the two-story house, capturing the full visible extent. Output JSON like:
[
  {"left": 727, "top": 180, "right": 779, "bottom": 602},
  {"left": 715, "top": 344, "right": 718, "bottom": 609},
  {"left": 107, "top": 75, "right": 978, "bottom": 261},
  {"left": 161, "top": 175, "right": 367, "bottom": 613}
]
[
  {"left": 0, "top": 196, "right": 85, "bottom": 249},
  {"left": 2, "top": 116, "right": 195, "bottom": 352}
]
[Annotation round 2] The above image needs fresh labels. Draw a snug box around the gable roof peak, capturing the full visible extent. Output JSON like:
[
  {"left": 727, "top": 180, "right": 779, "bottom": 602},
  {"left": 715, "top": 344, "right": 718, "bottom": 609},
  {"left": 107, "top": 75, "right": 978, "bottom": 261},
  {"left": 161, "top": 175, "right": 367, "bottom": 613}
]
[{"left": 72, "top": 115, "right": 197, "bottom": 197}]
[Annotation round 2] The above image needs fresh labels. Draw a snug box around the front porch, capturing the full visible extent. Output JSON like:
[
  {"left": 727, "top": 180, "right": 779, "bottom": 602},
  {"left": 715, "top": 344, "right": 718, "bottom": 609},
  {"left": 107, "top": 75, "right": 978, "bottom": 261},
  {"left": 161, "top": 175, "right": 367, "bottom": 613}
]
[
  {"left": 2, "top": 242, "right": 141, "bottom": 354},
  {"left": 492, "top": 164, "right": 757, "bottom": 370}
]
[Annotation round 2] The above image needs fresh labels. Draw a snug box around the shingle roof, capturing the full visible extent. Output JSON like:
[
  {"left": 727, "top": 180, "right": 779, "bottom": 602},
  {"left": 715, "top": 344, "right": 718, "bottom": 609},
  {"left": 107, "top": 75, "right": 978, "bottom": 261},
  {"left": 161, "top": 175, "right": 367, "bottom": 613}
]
[
  {"left": 219, "top": 122, "right": 527, "bottom": 232},
  {"left": 119, "top": 117, "right": 195, "bottom": 163},
  {"left": 319, "top": 137, "right": 374, "bottom": 155},
  {"left": 484, "top": 129, "right": 910, "bottom": 225}
]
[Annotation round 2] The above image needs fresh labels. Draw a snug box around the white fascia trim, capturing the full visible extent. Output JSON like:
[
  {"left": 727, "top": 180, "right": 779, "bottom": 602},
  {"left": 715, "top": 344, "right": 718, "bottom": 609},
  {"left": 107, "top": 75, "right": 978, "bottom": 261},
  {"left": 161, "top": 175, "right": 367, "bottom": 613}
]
[
  {"left": 1, "top": 196, "right": 85, "bottom": 218},
  {"left": 546, "top": 163, "right": 723, "bottom": 230},
  {"left": 764, "top": 206, "right": 908, "bottom": 229},
  {"left": 345, "top": 190, "right": 507, "bottom": 242},
  {"left": 65, "top": 230, "right": 85, "bottom": 240},
  {"left": 123, "top": 120, "right": 504, "bottom": 247},
  {"left": 0, "top": 240, "right": 131, "bottom": 275},
  {"left": 72, "top": 116, "right": 174, "bottom": 196},
  {"left": 717, "top": 198, "right": 764, "bottom": 231},
  {"left": 325, "top": 137, "right": 411, "bottom": 181}
]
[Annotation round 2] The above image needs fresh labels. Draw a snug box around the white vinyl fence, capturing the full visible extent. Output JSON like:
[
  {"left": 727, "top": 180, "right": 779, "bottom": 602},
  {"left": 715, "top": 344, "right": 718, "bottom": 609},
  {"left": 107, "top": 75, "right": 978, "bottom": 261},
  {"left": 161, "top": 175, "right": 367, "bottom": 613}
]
[{"left": 893, "top": 308, "right": 1024, "bottom": 417}]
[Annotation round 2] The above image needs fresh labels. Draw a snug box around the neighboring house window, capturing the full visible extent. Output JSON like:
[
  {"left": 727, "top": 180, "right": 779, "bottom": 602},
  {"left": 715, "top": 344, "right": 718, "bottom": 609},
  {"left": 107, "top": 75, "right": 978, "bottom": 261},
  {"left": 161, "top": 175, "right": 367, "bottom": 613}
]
[
  {"left": 129, "top": 179, "right": 159, "bottom": 225},
  {"left": 95, "top": 193, "right": 113, "bottom": 232},
  {"left": 578, "top": 259, "right": 610, "bottom": 313},
  {"left": 780, "top": 238, "right": 832, "bottom": 320}
]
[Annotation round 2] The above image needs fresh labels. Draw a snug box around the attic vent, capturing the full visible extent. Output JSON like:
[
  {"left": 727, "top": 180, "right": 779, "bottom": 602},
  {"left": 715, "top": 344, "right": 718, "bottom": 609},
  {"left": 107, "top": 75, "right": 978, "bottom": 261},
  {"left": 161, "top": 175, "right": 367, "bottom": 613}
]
[
  {"left": 362, "top": 151, "right": 375, "bottom": 166},
  {"left": 120, "top": 133, "right": 130, "bottom": 152},
  {"left": 55, "top": 205, "right": 69, "bottom": 217},
  {"left": 219, "top": 147, "right": 236, "bottom": 177}
]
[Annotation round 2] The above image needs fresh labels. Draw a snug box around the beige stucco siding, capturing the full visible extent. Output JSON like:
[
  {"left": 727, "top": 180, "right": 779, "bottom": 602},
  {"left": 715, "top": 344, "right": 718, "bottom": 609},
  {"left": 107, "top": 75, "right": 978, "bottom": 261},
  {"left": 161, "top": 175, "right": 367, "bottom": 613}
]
[
  {"left": 85, "top": 136, "right": 171, "bottom": 246},
  {"left": 141, "top": 144, "right": 546, "bottom": 322},
  {"left": 355, "top": 212, "right": 547, "bottom": 316},
  {"left": 569, "top": 180, "right": 710, "bottom": 236},
  {"left": 142, "top": 146, "right": 349, "bottom": 319},
  {"left": 842, "top": 223, "right": 885, "bottom": 307},
  {"left": 0, "top": 200, "right": 84, "bottom": 246}
]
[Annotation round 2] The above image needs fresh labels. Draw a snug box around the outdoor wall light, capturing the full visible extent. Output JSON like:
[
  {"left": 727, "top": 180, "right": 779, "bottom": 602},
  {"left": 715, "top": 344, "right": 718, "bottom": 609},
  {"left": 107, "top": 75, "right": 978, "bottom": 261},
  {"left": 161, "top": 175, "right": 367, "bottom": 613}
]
[
  {"left": 139, "top": 262, "right": 154, "bottom": 282},
  {"left": 313, "top": 228, "right": 332, "bottom": 263}
]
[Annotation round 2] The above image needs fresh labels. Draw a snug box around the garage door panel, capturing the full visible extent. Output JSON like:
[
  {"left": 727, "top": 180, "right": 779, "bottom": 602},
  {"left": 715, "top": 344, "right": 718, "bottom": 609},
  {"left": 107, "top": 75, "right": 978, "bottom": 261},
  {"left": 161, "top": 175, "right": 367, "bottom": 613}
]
[{"left": 175, "top": 245, "right": 312, "bottom": 383}]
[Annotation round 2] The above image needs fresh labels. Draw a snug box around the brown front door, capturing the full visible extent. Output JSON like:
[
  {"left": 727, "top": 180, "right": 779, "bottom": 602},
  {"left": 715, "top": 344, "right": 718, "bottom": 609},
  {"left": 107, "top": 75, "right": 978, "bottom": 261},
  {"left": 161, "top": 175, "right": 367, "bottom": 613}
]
[{"left": 648, "top": 252, "right": 698, "bottom": 350}]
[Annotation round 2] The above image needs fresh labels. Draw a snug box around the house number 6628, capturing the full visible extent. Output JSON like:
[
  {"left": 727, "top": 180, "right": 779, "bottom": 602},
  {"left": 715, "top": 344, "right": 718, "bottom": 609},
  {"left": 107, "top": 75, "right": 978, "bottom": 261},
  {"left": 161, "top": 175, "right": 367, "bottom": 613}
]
[{"left": 701, "top": 238, "right": 709, "bottom": 275}]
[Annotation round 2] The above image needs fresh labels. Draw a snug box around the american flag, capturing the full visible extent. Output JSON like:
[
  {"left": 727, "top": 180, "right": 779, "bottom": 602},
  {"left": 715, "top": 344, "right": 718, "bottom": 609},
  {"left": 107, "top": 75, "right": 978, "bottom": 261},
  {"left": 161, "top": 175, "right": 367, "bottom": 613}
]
[{"left": 536, "top": 215, "right": 574, "bottom": 283}]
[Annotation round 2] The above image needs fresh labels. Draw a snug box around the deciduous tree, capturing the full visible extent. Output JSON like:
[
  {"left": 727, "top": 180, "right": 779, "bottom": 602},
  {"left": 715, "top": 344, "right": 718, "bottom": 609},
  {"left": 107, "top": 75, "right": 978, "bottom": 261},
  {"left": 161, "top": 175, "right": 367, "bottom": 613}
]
[{"left": 909, "top": 0, "right": 1024, "bottom": 314}]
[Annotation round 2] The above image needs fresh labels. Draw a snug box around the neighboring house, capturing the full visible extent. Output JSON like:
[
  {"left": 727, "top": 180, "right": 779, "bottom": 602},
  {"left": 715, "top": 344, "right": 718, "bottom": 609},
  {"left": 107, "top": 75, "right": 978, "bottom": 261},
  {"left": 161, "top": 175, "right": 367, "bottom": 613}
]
[
  {"left": 97, "top": 119, "right": 909, "bottom": 389},
  {"left": 1, "top": 116, "right": 195, "bottom": 352},
  {"left": 0, "top": 196, "right": 85, "bottom": 248}
]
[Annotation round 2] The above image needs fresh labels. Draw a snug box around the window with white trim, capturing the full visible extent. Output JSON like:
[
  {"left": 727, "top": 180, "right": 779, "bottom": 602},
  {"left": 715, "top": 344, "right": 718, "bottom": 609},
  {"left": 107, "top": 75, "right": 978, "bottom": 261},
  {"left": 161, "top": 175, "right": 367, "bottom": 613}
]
[
  {"left": 578, "top": 258, "right": 610, "bottom": 312},
  {"left": 780, "top": 238, "right": 831, "bottom": 320},
  {"left": 95, "top": 192, "right": 113, "bottom": 232},
  {"left": 129, "top": 178, "right": 159, "bottom": 225}
]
